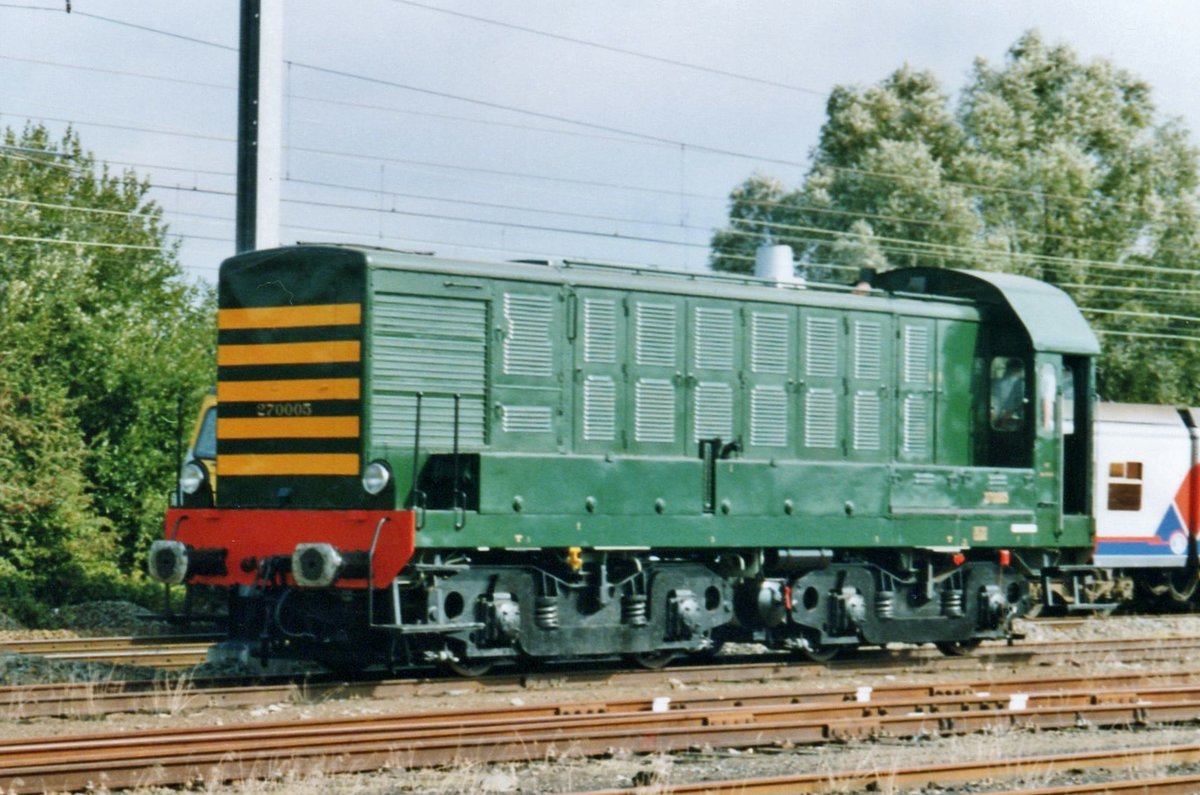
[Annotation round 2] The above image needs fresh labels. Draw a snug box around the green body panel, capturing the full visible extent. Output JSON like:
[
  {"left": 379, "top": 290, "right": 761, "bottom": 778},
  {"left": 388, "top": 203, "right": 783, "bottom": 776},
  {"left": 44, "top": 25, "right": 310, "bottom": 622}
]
[
  {"left": 477, "top": 454, "right": 702, "bottom": 517},
  {"left": 217, "top": 245, "right": 1097, "bottom": 558},
  {"left": 935, "top": 319, "right": 978, "bottom": 465},
  {"left": 408, "top": 503, "right": 1063, "bottom": 552}
]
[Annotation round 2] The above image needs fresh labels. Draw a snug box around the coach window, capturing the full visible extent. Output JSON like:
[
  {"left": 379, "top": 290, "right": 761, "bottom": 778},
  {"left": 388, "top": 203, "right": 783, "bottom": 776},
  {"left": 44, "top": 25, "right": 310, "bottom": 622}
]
[
  {"left": 1107, "top": 461, "right": 1143, "bottom": 511},
  {"left": 989, "top": 357, "right": 1026, "bottom": 432}
]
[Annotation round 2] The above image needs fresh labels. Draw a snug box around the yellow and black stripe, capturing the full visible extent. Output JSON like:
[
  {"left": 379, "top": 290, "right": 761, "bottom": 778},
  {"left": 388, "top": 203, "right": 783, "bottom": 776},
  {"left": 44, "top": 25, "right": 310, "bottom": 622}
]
[
  {"left": 214, "top": 246, "right": 376, "bottom": 508},
  {"left": 216, "top": 296, "right": 365, "bottom": 507}
]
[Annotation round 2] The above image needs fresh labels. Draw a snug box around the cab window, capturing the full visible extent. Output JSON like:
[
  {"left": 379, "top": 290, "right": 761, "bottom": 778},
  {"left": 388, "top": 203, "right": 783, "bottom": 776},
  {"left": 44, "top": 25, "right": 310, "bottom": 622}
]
[
  {"left": 193, "top": 406, "right": 217, "bottom": 460},
  {"left": 989, "top": 357, "right": 1026, "bottom": 432},
  {"left": 1060, "top": 364, "right": 1075, "bottom": 435},
  {"left": 1038, "top": 362, "right": 1057, "bottom": 433}
]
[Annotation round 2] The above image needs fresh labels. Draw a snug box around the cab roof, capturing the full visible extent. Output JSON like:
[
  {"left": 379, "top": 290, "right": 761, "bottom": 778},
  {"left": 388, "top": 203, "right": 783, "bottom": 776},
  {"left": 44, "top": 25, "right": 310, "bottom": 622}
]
[{"left": 876, "top": 268, "right": 1100, "bottom": 356}]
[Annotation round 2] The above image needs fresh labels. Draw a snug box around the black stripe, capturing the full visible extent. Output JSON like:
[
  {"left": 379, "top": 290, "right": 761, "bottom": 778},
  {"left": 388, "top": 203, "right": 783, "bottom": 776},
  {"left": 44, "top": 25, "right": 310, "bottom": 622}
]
[
  {"left": 219, "top": 475, "right": 382, "bottom": 510},
  {"left": 218, "top": 400, "right": 361, "bottom": 418},
  {"left": 218, "top": 362, "right": 362, "bottom": 382},
  {"left": 218, "top": 325, "right": 362, "bottom": 346},
  {"left": 218, "top": 438, "right": 362, "bottom": 455},
  {"left": 220, "top": 247, "right": 365, "bottom": 309}
]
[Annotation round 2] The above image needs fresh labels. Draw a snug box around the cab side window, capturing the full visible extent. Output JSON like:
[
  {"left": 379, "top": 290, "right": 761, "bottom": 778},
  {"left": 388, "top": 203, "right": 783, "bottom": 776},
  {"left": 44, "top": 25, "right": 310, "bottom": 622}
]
[
  {"left": 193, "top": 406, "right": 217, "bottom": 460},
  {"left": 989, "top": 357, "right": 1026, "bottom": 432}
]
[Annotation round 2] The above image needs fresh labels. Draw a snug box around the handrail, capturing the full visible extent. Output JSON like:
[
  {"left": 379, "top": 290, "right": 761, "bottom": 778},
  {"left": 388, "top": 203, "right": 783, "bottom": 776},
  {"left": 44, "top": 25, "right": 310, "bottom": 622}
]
[
  {"left": 410, "top": 392, "right": 426, "bottom": 530},
  {"left": 366, "top": 515, "right": 392, "bottom": 627},
  {"left": 452, "top": 393, "right": 465, "bottom": 530}
]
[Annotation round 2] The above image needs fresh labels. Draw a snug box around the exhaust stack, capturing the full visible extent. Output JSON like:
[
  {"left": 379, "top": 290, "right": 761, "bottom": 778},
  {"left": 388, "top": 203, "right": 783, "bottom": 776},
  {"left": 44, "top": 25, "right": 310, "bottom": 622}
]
[{"left": 754, "top": 244, "right": 803, "bottom": 286}]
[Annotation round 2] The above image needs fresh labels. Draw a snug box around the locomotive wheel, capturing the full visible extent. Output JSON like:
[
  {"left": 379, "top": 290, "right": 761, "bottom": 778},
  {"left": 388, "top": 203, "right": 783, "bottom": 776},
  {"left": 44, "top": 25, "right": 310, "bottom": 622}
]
[
  {"left": 443, "top": 657, "right": 495, "bottom": 677},
  {"left": 687, "top": 638, "right": 726, "bottom": 659},
  {"left": 935, "top": 638, "right": 981, "bottom": 657},
  {"left": 626, "top": 650, "right": 678, "bottom": 670},
  {"left": 794, "top": 630, "right": 840, "bottom": 662},
  {"left": 799, "top": 643, "right": 840, "bottom": 663}
]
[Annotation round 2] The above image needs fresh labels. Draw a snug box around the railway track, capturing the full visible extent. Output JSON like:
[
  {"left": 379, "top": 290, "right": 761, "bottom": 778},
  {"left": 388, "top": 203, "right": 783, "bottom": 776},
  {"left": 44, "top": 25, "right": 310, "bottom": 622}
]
[
  {"left": 567, "top": 743, "right": 1200, "bottom": 794},
  {"left": 0, "top": 613, "right": 1174, "bottom": 675},
  {"left": 0, "top": 634, "right": 219, "bottom": 669},
  {"left": 1, "top": 632, "right": 1199, "bottom": 719},
  {"left": 6, "top": 664, "right": 1200, "bottom": 792}
]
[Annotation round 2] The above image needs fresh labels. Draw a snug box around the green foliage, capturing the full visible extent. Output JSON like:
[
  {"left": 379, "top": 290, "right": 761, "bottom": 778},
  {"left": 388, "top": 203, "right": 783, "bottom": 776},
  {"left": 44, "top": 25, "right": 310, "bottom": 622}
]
[
  {"left": 711, "top": 32, "right": 1200, "bottom": 403},
  {"left": 0, "top": 123, "right": 215, "bottom": 615}
]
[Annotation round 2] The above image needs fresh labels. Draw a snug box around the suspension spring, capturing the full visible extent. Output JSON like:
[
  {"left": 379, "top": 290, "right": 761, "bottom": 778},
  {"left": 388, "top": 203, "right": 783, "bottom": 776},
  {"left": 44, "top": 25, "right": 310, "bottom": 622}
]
[
  {"left": 622, "top": 594, "right": 648, "bottom": 627},
  {"left": 875, "top": 590, "right": 896, "bottom": 619},
  {"left": 535, "top": 595, "right": 559, "bottom": 630},
  {"left": 941, "top": 588, "right": 965, "bottom": 618}
]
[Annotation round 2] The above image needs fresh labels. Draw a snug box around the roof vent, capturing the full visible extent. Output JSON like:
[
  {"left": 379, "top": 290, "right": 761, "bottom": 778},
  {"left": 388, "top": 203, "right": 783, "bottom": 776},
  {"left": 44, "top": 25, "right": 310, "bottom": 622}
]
[{"left": 754, "top": 244, "right": 803, "bottom": 286}]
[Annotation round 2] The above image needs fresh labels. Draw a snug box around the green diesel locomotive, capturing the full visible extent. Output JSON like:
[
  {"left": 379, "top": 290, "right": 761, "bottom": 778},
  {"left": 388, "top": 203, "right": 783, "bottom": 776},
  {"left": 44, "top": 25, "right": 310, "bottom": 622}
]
[{"left": 152, "top": 244, "right": 1099, "bottom": 671}]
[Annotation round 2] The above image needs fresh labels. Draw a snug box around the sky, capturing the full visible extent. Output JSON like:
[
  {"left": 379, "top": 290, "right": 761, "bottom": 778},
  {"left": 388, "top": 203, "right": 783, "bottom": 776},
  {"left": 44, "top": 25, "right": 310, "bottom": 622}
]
[{"left": 4, "top": 1, "right": 1200, "bottom": 284}]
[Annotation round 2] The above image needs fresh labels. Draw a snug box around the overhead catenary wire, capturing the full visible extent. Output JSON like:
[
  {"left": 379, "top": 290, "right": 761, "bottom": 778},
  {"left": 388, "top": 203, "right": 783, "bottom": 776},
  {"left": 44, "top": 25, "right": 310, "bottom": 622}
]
[
  {"left": 0, "top": 54, "right": 233, "bottom": 91},
  {"left": 284, "top": 150, "right": 1200, "bottom": 265},
  {"left": 386, "top": 0, "right": 828, "bottom": 98},
  {"left": 1082, "top": 307, "right": 1200, "bottom": 325},
  {"left": 283, "top": 177, "right": 711, "bottom": 233},
  {"left": 285, "top": 58, "right": 1165, "bottom": 217},
  {"left": 280, "top": 195, "right": 705, "bottom": 250},
  {"left": 735, "top": 217, "right": 1200, "bottom": 279},
  {"left": 9, "top": 113, "right": 1197, "bottom": 279},
  {"left": 0, "top": 111, "right": 235, "bottom": 146},
  {"left": 1095, "top": 328, "right": 1200, "bottom": 344},
  {"left": 16, "top": 5, "right": 1181, "bottom": 223},
  {"left": 7, "top": 5, "right": 1200, "bottom": 339},
  {"left": 0, "top": 195, "right": 231, "bottom": 224},
  {"left": 0, "top": 232, "right": 163, "bottom": 251},
  {"left": 276, "top": 182, "right": 1200, "bottom": 301},
  {"left": 276, "top": 192, "right": 1194, "bottom": 319},
  {"left": 4, "top": 49, "right": 1185, "bottom": 250},
  {"left": 70, "top": 9, "right": 237, "bottom": 52},
  {"left": 7, "top": 142, "right": 1194, "bottom": 307},
  {"left": 288, "top": 97, "right": 673, "bottom": 151}
]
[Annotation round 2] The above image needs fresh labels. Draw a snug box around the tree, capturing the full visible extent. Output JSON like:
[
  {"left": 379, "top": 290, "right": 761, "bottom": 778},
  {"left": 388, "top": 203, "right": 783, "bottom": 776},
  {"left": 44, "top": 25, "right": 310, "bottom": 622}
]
[
  {"left": 711, "top": 32, "right": 1200, "bottom": 403},
  {"left": 0, "top": 123, "right": 215, "bottom": 613}
]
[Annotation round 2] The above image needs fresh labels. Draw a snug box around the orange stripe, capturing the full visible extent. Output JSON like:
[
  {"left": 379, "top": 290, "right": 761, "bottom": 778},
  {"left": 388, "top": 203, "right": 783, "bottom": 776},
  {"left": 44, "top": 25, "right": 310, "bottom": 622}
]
[
  {"left": 221, "top": 453, "right": 360, "bottom": 477},
  {"left": 218, "top": 378, "right": 360, "bottom": 402},
  {"left": 218, "top": 340, "right": 360, "bottom": 367},
  {"left": 220, "top": 416, "right": 360, "bottom": 439},
  {"left": 219, "top": 303, "right": 361, "bottom": 330}
]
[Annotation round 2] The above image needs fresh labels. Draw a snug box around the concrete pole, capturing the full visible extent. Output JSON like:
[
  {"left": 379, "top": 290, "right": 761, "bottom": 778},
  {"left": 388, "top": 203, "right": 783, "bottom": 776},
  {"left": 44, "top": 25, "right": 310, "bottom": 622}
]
[{"left": 235, "top": 0, "right": 283, "bottom": 252}]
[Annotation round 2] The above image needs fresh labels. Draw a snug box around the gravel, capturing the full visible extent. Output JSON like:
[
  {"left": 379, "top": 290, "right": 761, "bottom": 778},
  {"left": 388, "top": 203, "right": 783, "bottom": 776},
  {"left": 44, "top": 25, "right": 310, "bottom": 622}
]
[
  {"left": 3, "top": 612, "right": 1200, "bottom": 793},
  {"left": 0, "top": 652, "right": 166, "bottom": 687}
]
